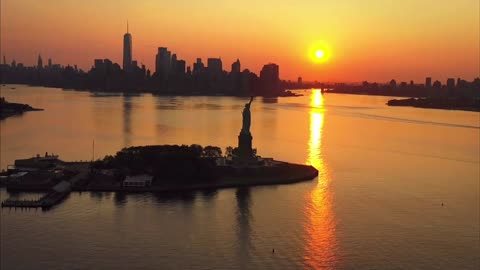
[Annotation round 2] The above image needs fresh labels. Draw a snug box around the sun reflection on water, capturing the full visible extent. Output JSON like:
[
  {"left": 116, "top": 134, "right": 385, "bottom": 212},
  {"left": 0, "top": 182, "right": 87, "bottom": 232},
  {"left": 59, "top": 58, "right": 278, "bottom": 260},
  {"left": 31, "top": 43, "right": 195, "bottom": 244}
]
[
  {"left": 307, "top": 89, "right": 324, "bottom": 173},
  {"left": 303, "top": 89, "right": 337, "bottom": 269}
]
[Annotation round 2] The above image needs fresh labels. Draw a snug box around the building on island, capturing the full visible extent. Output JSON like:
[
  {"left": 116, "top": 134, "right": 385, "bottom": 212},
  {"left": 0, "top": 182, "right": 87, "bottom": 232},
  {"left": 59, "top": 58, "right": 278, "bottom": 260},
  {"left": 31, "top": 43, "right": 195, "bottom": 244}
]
[
  {"left": 123, "top": 174, "right": 153, "bottom": 188},
  {"left": 14, "top": 152, "right": 59, "bottom": 170}
]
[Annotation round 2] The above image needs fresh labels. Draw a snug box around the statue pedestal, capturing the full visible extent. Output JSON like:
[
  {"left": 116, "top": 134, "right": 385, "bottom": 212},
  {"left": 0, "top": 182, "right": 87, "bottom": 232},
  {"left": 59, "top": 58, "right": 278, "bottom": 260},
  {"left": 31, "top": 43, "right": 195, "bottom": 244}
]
[
  {"left": 238, "top": 132, "right": 253, "bottom": 157},
  {"left": 234, "top": 132, "right": 255, "bottom": 164}
]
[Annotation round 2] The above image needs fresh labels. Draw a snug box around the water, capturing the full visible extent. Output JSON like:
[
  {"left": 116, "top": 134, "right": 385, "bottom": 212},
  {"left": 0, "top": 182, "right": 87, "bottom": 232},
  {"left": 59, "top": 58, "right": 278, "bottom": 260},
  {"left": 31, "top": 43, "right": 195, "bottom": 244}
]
[{"left": 1, "top": 85, "right": 479, "bottom": 269}]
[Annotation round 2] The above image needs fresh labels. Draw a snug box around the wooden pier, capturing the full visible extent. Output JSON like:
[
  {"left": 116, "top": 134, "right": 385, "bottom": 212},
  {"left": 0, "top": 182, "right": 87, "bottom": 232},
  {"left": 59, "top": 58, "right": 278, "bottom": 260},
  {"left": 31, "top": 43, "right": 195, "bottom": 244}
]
[
  {"left": 1, "top": 170, "right": 87, "bottom": 210},
  {"left": 1, "top": 198, "right": 43, "bottom": 208},
  {"left": 1, "top": 189, "right": 70, "bottom": 209}
]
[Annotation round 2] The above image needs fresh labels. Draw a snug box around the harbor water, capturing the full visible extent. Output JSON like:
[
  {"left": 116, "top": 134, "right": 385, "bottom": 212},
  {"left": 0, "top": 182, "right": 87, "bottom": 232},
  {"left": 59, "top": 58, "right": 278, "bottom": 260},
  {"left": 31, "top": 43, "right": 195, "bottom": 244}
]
[{"left": 1, "top": 85, "right": 479, "bottom": 269}]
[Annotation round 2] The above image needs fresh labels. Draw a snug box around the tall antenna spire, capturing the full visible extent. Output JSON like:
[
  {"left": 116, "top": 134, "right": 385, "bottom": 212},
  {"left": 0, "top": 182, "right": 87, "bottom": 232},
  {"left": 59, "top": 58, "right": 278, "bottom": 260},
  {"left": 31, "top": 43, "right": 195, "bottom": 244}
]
[{"left": 127, "top": 20, "right": 129, "bottom": 33}]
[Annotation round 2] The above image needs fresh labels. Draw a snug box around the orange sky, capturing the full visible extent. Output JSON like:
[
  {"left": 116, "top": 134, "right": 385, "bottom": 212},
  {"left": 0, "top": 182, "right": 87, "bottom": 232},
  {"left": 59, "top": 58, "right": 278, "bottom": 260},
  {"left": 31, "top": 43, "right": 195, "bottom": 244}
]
[{"left": 1, "top": 0, "right": 479, "bottom": 82}]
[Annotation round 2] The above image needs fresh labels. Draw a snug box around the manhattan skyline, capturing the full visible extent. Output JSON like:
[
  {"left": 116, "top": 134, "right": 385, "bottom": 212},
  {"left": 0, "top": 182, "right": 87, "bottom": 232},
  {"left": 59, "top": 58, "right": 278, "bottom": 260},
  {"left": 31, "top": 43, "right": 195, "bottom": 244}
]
[{"left": 1, "top": 0, "right": 479, "bottom": 82}]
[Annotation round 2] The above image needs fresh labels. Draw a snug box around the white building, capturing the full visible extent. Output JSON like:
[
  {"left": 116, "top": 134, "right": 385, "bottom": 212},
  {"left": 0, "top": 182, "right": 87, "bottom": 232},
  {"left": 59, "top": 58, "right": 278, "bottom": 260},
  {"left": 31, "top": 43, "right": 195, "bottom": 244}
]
[{"left": 123, "top": 174, "right": 153, "bottom": 188}]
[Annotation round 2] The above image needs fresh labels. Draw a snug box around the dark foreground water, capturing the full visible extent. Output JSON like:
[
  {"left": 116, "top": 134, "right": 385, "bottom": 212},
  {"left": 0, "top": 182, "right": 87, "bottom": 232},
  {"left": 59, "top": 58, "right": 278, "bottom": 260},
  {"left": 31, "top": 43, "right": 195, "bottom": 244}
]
[{"left": 1, "top": 85, "right": 479, "bottom": 269}]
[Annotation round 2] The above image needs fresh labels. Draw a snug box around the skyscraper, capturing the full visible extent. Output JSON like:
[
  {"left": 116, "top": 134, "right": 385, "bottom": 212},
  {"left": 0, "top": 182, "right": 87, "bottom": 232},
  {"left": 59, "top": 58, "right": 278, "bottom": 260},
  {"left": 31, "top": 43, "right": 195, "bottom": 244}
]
[
  {"left": 207, "top": 58, "right": 222, "bottom": 74},
  {"left": 94, "top": 59, "right": 104, "bottom": 70},
  {"left": 37, "top": 54, "right": 43, "bottom": 69},
  {"left": 123, "top": 22, "right": 132, "bottom": 71},
  {"left": 425, "top": 77, "right": 432, "bottom": 88},
  {"left": 176, "top": 60, "right": 186, "bottom": 74},
  {"left": 171, "top": 53, "right": 177, "bottom": 73},
  {"left": 390, "top": 79, "right": 397, "bottom": 88},
  {"left": 260, "top": 63, "right": 280, "bottom": 95},
  {"left": 260, "top": 63, "right": 279, "bottom": 82},
  {"left": 231, "top": 59, "right": 240, "bottom": 73},
  {"left": 446, "top": 78, "right": 455, "bottom": 89},
  {"left": 193, "top": 58, "right": 205, "bottom": 73},
  {"left": 155, "top": 47, "right": 171, "bottom": 79}
]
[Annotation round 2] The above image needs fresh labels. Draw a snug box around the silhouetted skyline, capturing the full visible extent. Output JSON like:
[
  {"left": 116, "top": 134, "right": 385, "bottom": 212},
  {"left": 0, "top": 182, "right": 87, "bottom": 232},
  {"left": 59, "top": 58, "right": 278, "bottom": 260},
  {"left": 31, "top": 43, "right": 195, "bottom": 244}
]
[
  {"left": 0, "top": 27, "right": 288, "bottom": 96},
  {"left": 2, "top": 25, "right": 478, "bottom": 96},
  {"left": 1, "top": 1, "right": 479, "bottom": 82}
]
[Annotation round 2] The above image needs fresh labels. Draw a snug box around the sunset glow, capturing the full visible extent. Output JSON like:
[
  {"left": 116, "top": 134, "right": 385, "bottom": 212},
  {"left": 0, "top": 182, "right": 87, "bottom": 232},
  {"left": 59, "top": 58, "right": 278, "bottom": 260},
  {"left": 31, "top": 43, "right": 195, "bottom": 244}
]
[
  {"left": 1, "top": 0, "right": 479, "bottom": 81},
  {"left": 1, "top": 0, "right": 479, "bottom": 268}
]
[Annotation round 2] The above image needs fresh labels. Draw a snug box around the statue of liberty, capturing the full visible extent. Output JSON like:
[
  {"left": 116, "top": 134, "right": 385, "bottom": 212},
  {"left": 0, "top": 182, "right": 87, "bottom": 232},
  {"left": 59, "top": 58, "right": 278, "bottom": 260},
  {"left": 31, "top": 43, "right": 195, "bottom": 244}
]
[{"left": 241, "top": 96, "right": 254, "bottom": 134}]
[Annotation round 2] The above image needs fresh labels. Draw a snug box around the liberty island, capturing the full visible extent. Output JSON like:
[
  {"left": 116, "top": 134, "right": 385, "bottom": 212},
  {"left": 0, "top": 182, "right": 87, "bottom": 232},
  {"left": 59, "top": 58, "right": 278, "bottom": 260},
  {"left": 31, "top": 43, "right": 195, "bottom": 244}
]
[{"left": 1, "top": 96, "right": 317, "bottom": 209}]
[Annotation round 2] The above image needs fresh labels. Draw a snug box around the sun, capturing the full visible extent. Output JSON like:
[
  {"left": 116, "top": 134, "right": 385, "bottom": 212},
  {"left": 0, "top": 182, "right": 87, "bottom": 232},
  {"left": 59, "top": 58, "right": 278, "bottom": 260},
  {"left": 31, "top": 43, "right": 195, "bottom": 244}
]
[
  {"left": 315, "top": 50, "right": 325, "bottom": 59},
  {"left": 308, "top": 41, "right": 331, "bottom": 63}
]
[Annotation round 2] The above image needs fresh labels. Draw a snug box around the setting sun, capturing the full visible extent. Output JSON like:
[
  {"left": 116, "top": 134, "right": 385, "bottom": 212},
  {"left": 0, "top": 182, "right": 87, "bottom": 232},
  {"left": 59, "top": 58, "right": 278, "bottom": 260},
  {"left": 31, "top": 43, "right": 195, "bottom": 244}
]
[
  {"left": 315, "top": 50, "right": 325, "bottom": 59},
  {"left": 309, "top": 41, "right": 331, "bottom": 64}
]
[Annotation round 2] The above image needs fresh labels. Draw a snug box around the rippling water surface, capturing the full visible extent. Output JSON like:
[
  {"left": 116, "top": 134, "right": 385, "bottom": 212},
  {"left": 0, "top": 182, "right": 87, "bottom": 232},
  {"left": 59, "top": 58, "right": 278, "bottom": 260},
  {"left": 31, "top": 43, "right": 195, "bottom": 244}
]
[{"left": 1, "top": 85, "right": 479, "bottom": 269}]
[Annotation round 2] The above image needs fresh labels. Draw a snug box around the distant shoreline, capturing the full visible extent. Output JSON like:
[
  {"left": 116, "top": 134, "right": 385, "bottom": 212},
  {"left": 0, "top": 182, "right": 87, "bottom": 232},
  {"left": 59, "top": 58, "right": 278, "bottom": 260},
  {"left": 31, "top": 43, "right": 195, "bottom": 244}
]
[
  {"left": 4, "top": 84, "right": 480, "bottom": 112},
  {"left": 0, "top": 97, "right": 43, "bottom": 120},
  {"left": 75, "top": 87, "right": 302, "bottom": 98},
  {"left": 387, "top": 97, "right": 480, "bottom": 112},
  {"left": 2, "top": 83, "right": 301, "bottom": 98},
  {"left": 1, "top": 77, "right": 303, "bottom": 97}
]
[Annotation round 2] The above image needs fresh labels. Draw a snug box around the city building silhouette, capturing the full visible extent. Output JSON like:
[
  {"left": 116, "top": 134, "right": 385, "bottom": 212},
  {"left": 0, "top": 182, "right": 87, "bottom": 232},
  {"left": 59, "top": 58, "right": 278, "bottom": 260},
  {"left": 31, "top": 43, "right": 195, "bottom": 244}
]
[
  {"left": 193, "top": 58, "right": 205, "bottom": 74},
  {"left": 447, "top": 78, "right": 455, "bottom": 89},
  {"left": 231, "top": 59, "right": 241, "bottom": 74},
  {"left": 207, "top": 58, "right": 223, "bottom": 75},
  {"left": 37, "top": 54, "right": 43, "bottom": 69},
  {"left": 426, "top": 77, "right": 432, "bottom": 88},
  {"left": 390, "top": 79, "right": 397, "bottom": 88},
  {"left": 123, "top": 22, "right": 132, "bottom": 71},
  {"left": 3, "top": 24, "right": 476, "bottom": 99},
  {"left": 260, "top": 63, "right": 280, "bottom": 96},
  {"left": 155, "top": 47, "right": 171, "bottom": 79}
]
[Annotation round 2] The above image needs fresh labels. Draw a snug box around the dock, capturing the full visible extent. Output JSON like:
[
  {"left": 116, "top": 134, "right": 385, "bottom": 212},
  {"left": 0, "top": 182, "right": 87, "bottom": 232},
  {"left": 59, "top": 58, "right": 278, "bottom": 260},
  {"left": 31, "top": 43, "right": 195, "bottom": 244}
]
[
  {"left": 1, "top": 191, "right": 69, "bottom": 209},
  {"left": 1, "top": 169, "right": 88, "bottom": 210}
]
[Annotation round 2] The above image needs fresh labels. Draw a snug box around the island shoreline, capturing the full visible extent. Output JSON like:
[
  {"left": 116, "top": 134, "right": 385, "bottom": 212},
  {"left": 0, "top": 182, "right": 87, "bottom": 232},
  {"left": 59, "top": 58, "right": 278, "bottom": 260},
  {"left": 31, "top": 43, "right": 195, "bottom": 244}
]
[
  {"left": 0, "top": 97, "right": 44, "bottom": 120},
  {"left": 3, "top": 162, "right": 319, "bottom": 193},
  {"left": 387, "top": 97, "right": 480, "bottom": 112}
]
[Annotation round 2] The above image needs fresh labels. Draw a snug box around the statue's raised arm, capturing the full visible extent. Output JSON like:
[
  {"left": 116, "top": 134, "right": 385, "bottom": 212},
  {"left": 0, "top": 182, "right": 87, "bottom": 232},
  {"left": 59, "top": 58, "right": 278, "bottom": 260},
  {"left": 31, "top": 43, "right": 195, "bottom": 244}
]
[{"left": 248, "top": 96, "right": 254, "bottom": 105}]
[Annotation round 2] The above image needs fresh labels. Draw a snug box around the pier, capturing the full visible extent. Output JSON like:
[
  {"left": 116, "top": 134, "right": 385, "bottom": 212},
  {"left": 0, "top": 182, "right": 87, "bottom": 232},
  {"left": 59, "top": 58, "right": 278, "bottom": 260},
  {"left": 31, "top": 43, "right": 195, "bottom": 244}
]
[
  {"left": 1, "top": 191, "right": 69, "bottom": 209},
  {"left": 1, "top": 168, "right": 88, "bottom": 210}
]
